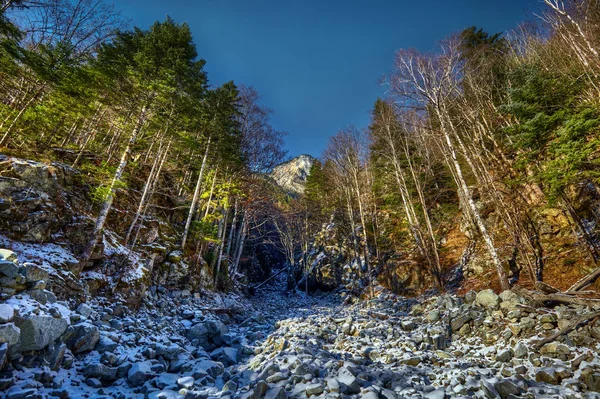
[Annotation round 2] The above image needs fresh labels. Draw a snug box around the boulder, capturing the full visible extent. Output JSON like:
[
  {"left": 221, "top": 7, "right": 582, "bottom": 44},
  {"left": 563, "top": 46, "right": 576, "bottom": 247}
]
[
  {"left": 476, "top": 289, "right": 500, "bottom": 310},
  {"left": 0, "top": 304, "right": 14, "bottom": 323},
  {"left": 15, "top": 313, "right": 68, "bottom": 351},
  {"left": 210, "top": 347, "right": 238, "bottom": 366},
  {"left": 0, "top": 323, "right": 19, "bottom": 349},
  {"left": 0, "top": 260, "right": 19, "bottom": 279},
  {"left": 82, "top": 363, "right": 118, "bottom": 382},
  {"left": 63, "top": 323, "right": 100, "bottom": 353},
  {"left": 94, "top": 336, "right": 118, "bottom": 353},
  {"left": 127, "top": 361, "right": 154, "bottom": 387}
]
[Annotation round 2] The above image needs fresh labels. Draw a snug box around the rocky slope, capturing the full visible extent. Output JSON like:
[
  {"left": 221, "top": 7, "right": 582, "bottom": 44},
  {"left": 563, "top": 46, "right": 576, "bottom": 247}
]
[
  {"left": 2, "top": 250, "right": 600, "bottom": 398},
  {"left": 270, "top": 155, "right": 315, "bottom": 195}
]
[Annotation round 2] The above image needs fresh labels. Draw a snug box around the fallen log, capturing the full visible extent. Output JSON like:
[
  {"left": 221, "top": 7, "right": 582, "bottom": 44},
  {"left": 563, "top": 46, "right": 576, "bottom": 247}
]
[
  {"left": 513, "top": 285, "right": 600, "bottom": 307},
  {"left": 533, "top": 310, "right": 600, "bottom": 350},
  {"left": 567, "top": 267, "right": 600, "bottom": 292}
]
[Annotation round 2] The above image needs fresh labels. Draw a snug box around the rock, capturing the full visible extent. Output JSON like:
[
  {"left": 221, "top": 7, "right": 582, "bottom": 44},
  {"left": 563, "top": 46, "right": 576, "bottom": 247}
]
[
  {"left": 539, "top": 342, "right": 571, "bottom": 357},
  {"left": 400, "top": 320, "right": 416, "bottom": 331},
  {"left": 0, "top": 249, "right": 17, "bottom": 262},
  {"left": 0, "top": 323, "right": 20, "bottom": 346},
  {"left": 0, "top": 304, "right": 14, "bottom": 323},
  {"left": 337, "top": 367, "right": 360, "bottom": 394},
  {"left": 535, "top": 367, "right": 560, "bottom": 385},
  {"left": 94, "top": 336, "right": 118, "bottom": 353},
  {"left": 476, "top": 289, "right": 500, "bottom": 310},
  {"left": 494, "top": 379, "right": 520, "bottom": 398},
  {"left": 82, "top": 363, "right": 117, "bottom": 382},
  {"left": 76, "top": 303, "right": 93, "bottom": 319},
  {"left": 192, "top": 359, "right": 224, "bottom": 378},
  {"left": 427, "top": 310, "right": 440, "bottom": 322},
  {"left": 0, "top": 343, "right": 7, "bottom": 369},
  {"left": 265, "top": 386, "right": 287, "bottom": 399},
  {"left": 451, "top": 313, "right": 472, "bottom": 332},
  {"left": 15, "top": 313, "right": 68, "bottom": 352},
  {"left": 496, "top": 349, "right": 513, "bottom": 363},
  {"left": 24, "top": 263, "right": 49, "bottom": 283},
  {"left": 177, "top": 376, "right": 194, "bottom": 389},
  {"left": 63, "top": 323, "right": 100, "bottom": 353},
  {"left": 127, "top": 361, "right": 154, "bottom": 387},
  {"left": 46, "top": 342, "right": 66, "bottom": 371},
  {"left": 0, "top": 260, "right": 19, "bottom": 278},
  {"left": 514, "top": 342, "right": 527, "bottom": 358},
  {"left": 210, "top": 347, "right": 238, "bottom": 366},
  {"left": 156, "top": 343, "right": 181, "bottom": 360},
  {"left": 305, "top": 383, "right": 324, "bottom": 396},
  {"left": 586, "top": 373, "right": 600, "bottom": 392},
  {"left": 5, "top": 388, "right": 39, "bottom": 399},
  {"left": 423, "top": 389, "right": 446, "bottom": 399}
]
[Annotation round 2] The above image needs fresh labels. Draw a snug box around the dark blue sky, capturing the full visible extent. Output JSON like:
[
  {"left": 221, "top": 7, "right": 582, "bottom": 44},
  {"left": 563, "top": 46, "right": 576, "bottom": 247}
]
[{"left": 119, "top": 0, "right": 542, "bottom": 158}]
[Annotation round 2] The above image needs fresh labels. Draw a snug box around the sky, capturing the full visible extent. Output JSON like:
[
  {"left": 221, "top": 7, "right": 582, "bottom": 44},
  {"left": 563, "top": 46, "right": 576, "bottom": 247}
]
[{"left": 118, "top": 0, "right": 543, "bottom": 159}]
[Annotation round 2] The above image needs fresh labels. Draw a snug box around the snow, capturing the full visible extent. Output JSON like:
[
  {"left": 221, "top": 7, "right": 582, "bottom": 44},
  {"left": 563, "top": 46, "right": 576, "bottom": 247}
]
[{"left": 0, "top": 234, "right": 78, "bottom": 272}]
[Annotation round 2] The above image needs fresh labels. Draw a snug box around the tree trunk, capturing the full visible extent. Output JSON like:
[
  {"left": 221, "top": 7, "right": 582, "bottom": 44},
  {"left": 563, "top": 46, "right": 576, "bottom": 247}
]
[
  {"left": 438, "top": 111, "right": 510, "bottom": 291},
  {"left": 80, "top": 103, "right": 149, "bottom": 265},
  {"left": 181, "top": 134, "right": 211, "bottom": 249}
]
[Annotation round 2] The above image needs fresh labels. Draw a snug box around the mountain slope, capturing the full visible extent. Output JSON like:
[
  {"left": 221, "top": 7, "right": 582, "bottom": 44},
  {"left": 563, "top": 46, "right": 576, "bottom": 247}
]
[{"left": 270, "top": 154, "right": 316, "bottom": 195}]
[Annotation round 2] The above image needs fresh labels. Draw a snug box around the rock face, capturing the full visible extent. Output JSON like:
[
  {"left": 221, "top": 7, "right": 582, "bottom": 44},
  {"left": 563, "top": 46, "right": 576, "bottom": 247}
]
[{"left": 270, "top": 154, "right": 315, "bottom": 195}]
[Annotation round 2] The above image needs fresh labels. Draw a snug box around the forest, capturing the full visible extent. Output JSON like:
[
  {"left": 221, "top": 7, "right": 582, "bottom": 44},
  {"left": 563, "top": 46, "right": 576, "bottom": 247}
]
[
  {"left": 1, "top": 1, "right": 600, "bottom": 397},
  {"left": 0, "top": 0, "right": 600, "bottom": 296}
]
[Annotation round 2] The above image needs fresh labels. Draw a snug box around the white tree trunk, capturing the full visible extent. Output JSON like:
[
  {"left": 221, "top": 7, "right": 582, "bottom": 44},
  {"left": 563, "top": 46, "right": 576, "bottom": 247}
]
[
  {"left": 81, "top": 103, "right": 148, "bottom": 264},
  {"left": 181, "top": 135, "right": 211, "bottom": 249}
]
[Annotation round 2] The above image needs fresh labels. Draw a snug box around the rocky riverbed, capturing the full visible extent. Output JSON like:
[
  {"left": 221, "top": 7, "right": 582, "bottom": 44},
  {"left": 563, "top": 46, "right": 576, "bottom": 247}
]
[{"left": 1, "top": 250, "right": 600, "bottom": 398}]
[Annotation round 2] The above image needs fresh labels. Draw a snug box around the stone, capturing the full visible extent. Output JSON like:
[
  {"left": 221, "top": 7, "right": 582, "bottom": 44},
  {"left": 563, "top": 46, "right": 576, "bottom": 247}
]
[
  {"left": 94, "top": 336, "right": 118, "bottom": 353},
  {"left": 400, "top": 320, "right": 416, "bottom": 331},
  {"left": 423, "top": 389, "right": 446, "bottom": 399},
  {"left": 535, "top": 367, "right": 560, "bottom": 385},
  {"left": 0, "top": 343, "right": 7, "bottom": 369},
  {"left": 0, "top": 249, "right": 17, "bottom": 262},
  {"left": 82, "top": 363, "right": 118, "bottom": 382},
  {"left": 63, "top": 323, "right": 100, "bottom": 353},
  {"left": 156, "top": 343, "right": 181, "bottom": 360},
  {"left": 46, "top": 342, "right": 66, "bottom": 371},
  {"left": 451, "top": 314, "right": 472, "bottom": 332},
  {"left": 0, "top": 304, "right": 14, "bottom": 323},
  {"left": 177, "top": 376, "right": 194, "bottom": 389},
  {"left": 427, "top": 310, "right": 440, "bottom": 322},
  {"left": 24, "top": 263, "right": 49, "bottom": 283},
  {"left": 15, "top": 313, "right": 68, "bottom": 352},
  {"left": 76, "top": 303, "right": 93, "bottom": 318},
  {"left": 514, "top": 342, "right": 527, "bottom": 358},
  {"left": 128, "top": 361, "right": 154, "bottom": 387},
  {"left": 0, "top": 260, "right": 19, "bottom": 279},
  {"left": 210, "top": 347, "right": 238, "bottom": 366},
  {"left": 494, "top": 379, "right": 520, "bottom": 398},
  {"left": 496, "top": 349, "right": 513, "bottom": 363},
  {"left": 337, "top": 367, "right": 360, "bottom": 394},
  {"left": 305, "top": 383, "right": 324, "bottom": 396},
  {"left": 265, "top": 386, "right": 287, "bottom": 399},
  {"left": 0, "top": 323, "right": 20, "bottom": 346},
  {"left": 476, "top": 289, "right": 500, "bottom": 310},
  {"left": 539, "top": 342, "right": 571, "bottom": 357}
]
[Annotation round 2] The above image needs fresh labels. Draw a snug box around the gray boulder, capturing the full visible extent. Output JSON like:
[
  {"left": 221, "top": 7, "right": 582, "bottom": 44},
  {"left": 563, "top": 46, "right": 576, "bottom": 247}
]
[
  {"left": 0, "top": 323, "right": 20, "bottom": 346},
  {"left": 83, "top": 363, "right": 118, "bottom": 382},
  {"left": 476, "top": 289, "right": 501, "bottom": 310},
  {"left": 15, "top": 313, "right": 68, "bottom": 351},
  {"left": 0, "top": 304, "right": 14, "bottom": 323},
  {"left": 63, "top": 323, "right": 100, "bottom": 353},
  {"left": 128, "top": 361, "right": 154, "bottom": 387}
]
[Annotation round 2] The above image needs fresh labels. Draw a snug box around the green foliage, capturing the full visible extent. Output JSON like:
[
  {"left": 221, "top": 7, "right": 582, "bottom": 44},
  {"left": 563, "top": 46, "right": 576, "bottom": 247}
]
[{"left": 501, "top": 65, "right": 600, "bottom": 201}]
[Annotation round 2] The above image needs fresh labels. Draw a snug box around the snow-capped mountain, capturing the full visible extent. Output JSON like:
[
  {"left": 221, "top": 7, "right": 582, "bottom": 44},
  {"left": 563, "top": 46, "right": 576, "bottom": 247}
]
[{"left": 270, "top": 154, "right": 316, "bottom": 195}]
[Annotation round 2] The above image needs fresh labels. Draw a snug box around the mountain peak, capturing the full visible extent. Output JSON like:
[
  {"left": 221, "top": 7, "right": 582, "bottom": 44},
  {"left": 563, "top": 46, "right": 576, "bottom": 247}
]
[{"left": 270, "top": 154, "right": 316, "bottom": 194}]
